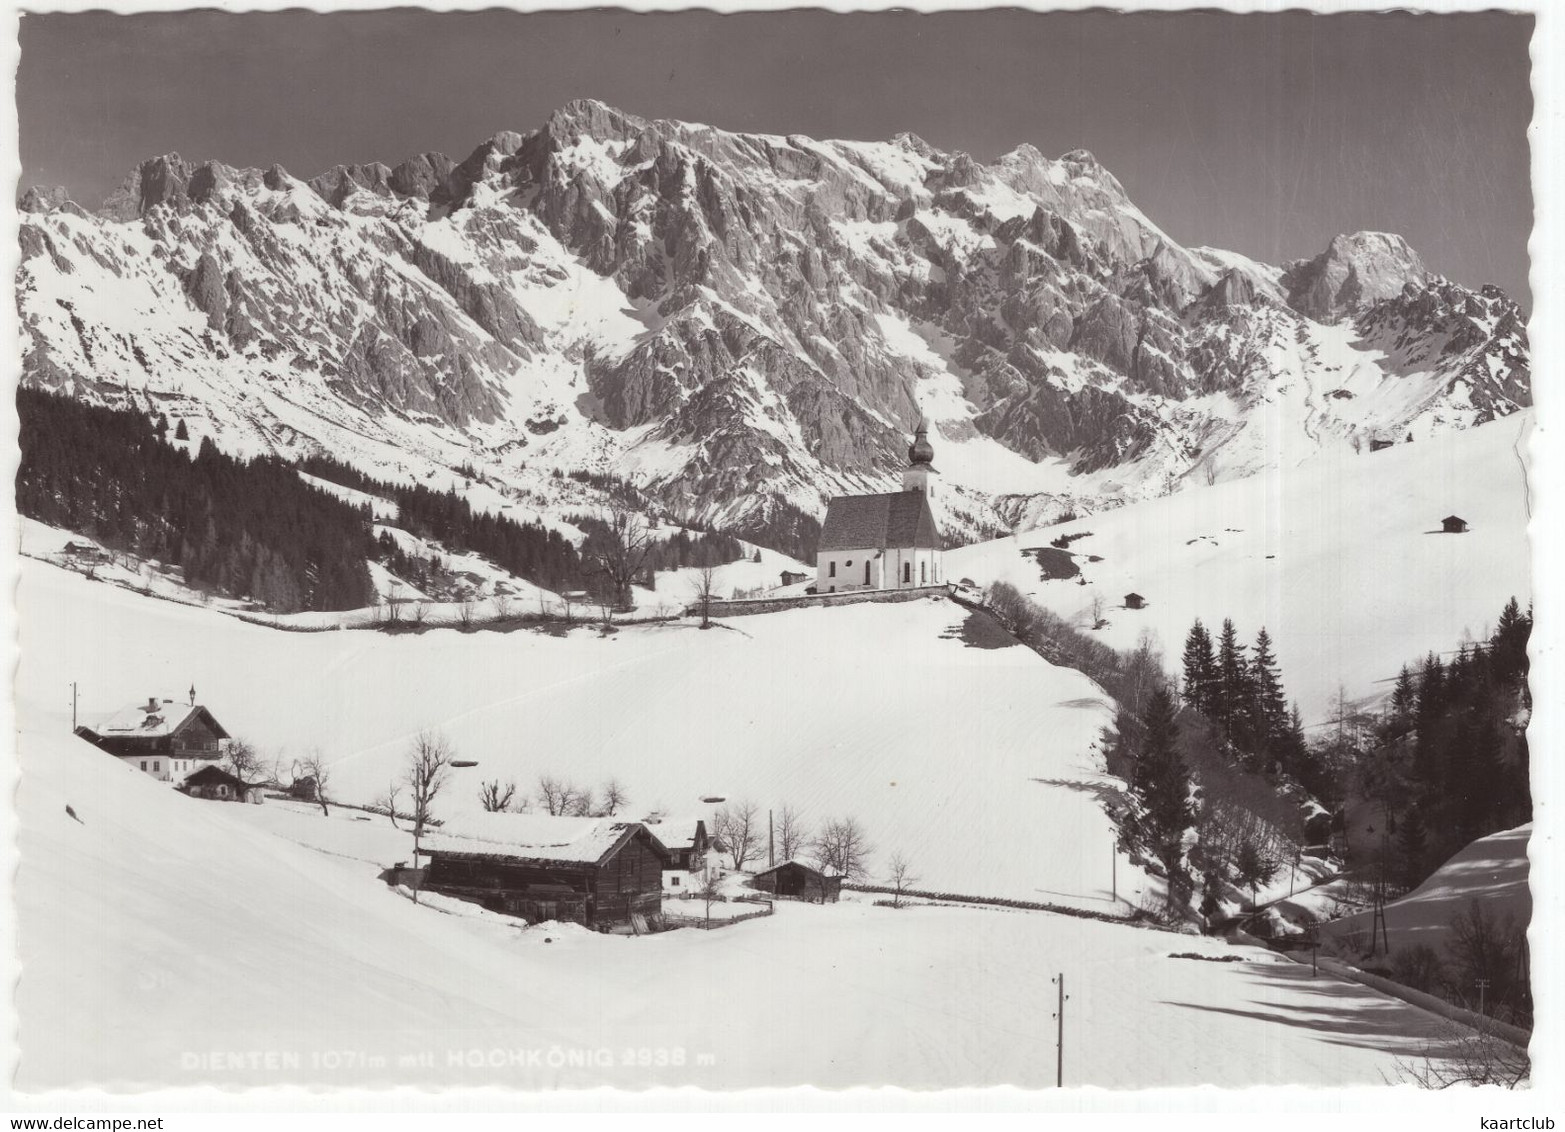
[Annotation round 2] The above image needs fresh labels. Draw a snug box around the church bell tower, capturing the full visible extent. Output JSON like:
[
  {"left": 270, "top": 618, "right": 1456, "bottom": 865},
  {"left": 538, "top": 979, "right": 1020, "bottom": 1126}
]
[{"left": 902, "top": 420, "right": 938, "bottom": 498}]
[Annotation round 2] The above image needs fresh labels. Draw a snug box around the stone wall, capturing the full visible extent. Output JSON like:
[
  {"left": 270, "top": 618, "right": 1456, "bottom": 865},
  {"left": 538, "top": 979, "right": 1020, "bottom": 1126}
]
[{"left": 693, "top": 584, "right": 952, "bottom": 618}]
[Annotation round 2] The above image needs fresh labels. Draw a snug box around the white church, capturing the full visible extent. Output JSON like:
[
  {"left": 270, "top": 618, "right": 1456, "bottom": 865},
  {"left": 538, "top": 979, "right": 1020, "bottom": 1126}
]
[{"left": 815, "top": 421, "right": 945, "bottom": 593}]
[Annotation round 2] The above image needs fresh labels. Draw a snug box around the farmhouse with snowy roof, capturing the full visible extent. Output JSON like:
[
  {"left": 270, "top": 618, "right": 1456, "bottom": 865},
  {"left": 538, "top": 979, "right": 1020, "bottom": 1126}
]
[
  {"left": 645, "top": 815, "right": 712, "bottom": 892},
  {"left": 75, "top": 691, "right": 230, "bottom": 784},
  {"left": 815, "top": 421, "right": 944, "bottom": 594},
  {"left": 419, "top": 812, "right": 674, "bottom": 932}
]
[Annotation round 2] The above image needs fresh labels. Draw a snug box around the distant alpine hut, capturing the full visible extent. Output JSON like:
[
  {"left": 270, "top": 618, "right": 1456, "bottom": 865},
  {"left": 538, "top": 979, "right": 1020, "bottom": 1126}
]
[
  {"left": 779, "top": 570, "right": 809, "bottom": 587},
  {"left": 750, "top": 861, "right": 842, "bottom": 904},
  {"left": 420, "top": 813, "right": 674, "bottom": 932},
  {"left": 1124, "top": 592, "right": 1147, "bottom": 610},
  {"left": 180, "top": 764, "right": 263, "bottom": 804},
  {"left": 815, "top": 420, "right": 944, "bottom": 594},
  {"left": 1441, "top": 515, "right": 1470, "bottom": 534},
  {"left": 74, "top": 692, "right": 230, "bottom": 783}
]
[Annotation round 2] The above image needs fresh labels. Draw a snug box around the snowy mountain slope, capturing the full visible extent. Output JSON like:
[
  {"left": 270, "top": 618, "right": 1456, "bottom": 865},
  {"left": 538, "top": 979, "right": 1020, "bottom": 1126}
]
[
  {"left": 19, "top": 557, "right": 1146, "bottom": 909},
  {"left": 1321, "top": 824, "right": 1531, "bottom": 956},
  {"left": 946, "top": 411, "right": 1532, "bottom": 722},
  {"left": 16, "top": 687, "right": 1474, "bottom": 1089},
  {"left": 18, "top": 100, "right": 1529, "bottom": 545}
]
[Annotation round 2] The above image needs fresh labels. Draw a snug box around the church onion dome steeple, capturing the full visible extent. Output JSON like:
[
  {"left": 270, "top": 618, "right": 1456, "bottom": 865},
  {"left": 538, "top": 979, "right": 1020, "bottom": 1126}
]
[{"left": 908, "top": 419, "right": 936, "bottom": 467}]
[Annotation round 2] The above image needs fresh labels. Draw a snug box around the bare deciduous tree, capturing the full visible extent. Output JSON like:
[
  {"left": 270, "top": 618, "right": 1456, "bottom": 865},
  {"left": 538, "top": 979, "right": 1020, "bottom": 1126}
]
[
  {"left": 224, "top": 737, "right": 262, "bottom": 787},
  {"left": 411, "top": 599, "right": 430, "bottom": 627},
  {"left": 886, "top": 851, "right": 920, "bottom": 908},
  {"left": 698, "top": 870, "right": 724, "bottom": 926},
  {"left": 586, "top": 505, "right": 654, "bottom": 611},
  {"left": 566, "top": 784, "right": 596, "bottom": 817},
  {"left": 537, "top": 775, "right": 569, "bottom": 816},
  {"left": 1395, "top": 1019, "right": 1530, "bottom": 1088},
  {"left": 375, "top": 778, "right": 402, "bottom": 829},
  {"left": 404, "top": 730, "right": 454, "bottom": 901},
  {"left": 813, "top": 816, "right": 873, "bottom": 880},
  {"left": 493, "top": 592, "right": 514, "bottom": 623},
  {"left": 692, "top": 564, "right": 722, "bottom": 628},
  {"left": 600, "top": 778, "right": 628, "bottom": 816},
  {"left": 478, "top": 778, "right": 517, "bottom": 813},
  {"left": 714, "top": 800, "right": 761, "bottom": 870},
  {"left": 298, "top": 748, "right": 331, "bottom": 817},
  {"left": 777, "top": 805, "right": 808, "bottom": 863},
  {"left": 456, "top": 598, "right": 477, "bottom": 631}
]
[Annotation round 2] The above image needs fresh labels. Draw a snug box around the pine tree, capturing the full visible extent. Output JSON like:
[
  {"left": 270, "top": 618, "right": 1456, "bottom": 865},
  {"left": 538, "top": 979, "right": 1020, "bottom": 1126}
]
[
  {"left": 1397, "top": 805, "right": 1427, "bottom": 890},
  {"left": 1181, "top": 619, "right": 1217, "bottom": 716},
  {"left": 1129, "top": 687, "right": 1195, "bottom": 883},
  {"left": 174, "top": 418, "right": 189, "bottom": 441},
  {"left": 1248, "top": 627, "right": 1288, "bottom": 760},
  {"left": 1215, "top": 619, "right": 1248, "bottom": 743}
]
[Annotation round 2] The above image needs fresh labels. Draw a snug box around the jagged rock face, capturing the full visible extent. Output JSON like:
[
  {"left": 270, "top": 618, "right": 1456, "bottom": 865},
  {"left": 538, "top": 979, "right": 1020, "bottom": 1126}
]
[
  {"left": 17, "top": 100, "right": 1531, "bottom": 544},
  {"left": 1283, "top": 231, "right": 1428, "bottom": 322}
]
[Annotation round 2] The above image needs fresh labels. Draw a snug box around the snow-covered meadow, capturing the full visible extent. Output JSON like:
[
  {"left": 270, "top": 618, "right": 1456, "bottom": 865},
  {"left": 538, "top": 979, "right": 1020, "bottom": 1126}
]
[{"left": 16, "top": 724, "right": 1471, "bottom": 1091}]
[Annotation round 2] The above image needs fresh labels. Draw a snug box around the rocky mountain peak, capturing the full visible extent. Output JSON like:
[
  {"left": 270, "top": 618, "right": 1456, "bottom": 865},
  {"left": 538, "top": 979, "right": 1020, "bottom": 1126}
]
[
  {"left": 19, "top": 185, "right": 69, "bottom": 214},
  {"left": 1284, "top": 230, "right": 1428, "bottom": 322}
]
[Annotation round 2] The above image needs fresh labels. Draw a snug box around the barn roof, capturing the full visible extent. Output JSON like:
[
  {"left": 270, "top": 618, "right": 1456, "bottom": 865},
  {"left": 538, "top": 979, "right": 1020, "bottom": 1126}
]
[
  {"left": 422, "top": 813, "right": 670, "bottom": 867},
  {"left": 753, "top": 859, "right": 838, "bottom": 880},
  {"left": 97, "top": 699, "right": 230, "bottom": 741},
  {"left": 818, "top": 491, "right": 940, "bottom": 553},
  {"left": 181, "top": 764, "right": 248, "bottom": 790}
]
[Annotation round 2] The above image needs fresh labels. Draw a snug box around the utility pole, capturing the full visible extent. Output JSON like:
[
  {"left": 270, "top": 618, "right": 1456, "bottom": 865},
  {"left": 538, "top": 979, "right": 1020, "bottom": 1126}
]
[
  {"left": 1051, "top": 973, "right": 1068, "bottom": 1087},
  {"left": 1111, "top": 843, "right": 1117, "bottom": 905},
  {"left": 1476, "top": 978, "right": 1491, "bottom": 1018},
  {"left": 70, "top": 682, "right": 77, "bottom": 731},
  {"left": 769, "top": 809, "right": 775, "bottom": 868}
]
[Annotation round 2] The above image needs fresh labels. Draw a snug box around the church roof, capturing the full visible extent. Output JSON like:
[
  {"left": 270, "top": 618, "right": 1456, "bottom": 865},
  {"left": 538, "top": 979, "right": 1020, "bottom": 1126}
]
[{"left": 819, "top": 491, "right": 941, "bottom": 553}]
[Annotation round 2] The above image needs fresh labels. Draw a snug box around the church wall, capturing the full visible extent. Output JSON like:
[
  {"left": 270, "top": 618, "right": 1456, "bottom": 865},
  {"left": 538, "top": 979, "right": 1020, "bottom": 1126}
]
[
  {"left": 817, "top": 546, "right": 943, "bottom": 593},
  {"left": 815, "top": 549, "right": 883, "bottom": 593}
]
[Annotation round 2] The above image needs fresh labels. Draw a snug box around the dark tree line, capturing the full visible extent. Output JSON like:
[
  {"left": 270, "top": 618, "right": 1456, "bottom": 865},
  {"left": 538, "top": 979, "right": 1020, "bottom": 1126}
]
[
  {"left": 1370, "top": 598, "right": 1532, "bottom": 888},
  {"left": 302, "top": 454, "right": 584, "bottom": 592},
  {"left": 304, "top": 453, "right": 747, "bottom": 597},
  {"left": 1181, "top": 618, "right": 1317, "bottom": 795},
  {"left": 18, "top": 388, "right": 374, "bottom": 612}
]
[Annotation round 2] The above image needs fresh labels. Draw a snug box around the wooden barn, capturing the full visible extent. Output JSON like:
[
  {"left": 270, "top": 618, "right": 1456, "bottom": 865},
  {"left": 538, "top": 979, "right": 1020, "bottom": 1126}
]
[
  {"left": 1442, "top": 515, "right": 1470, "bottom": 534},
  {"left": 180, "top": 764, "right": 262, "bottom": 804},
  {"left": 751, "top": 861, "right": 842, "bottom": 904},
  {"left": 75, "top": 694, "right": 231, "bottom": 783},
  {"left": 1124, "top": 592, "right": 1147, "bottom": 610},
  {"left": 420, "top": 813, "right": 674, "bottom": 932}
]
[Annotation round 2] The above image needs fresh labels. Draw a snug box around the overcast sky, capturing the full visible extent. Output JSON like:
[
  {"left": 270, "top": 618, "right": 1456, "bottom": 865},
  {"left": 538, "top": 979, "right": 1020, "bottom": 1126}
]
[{"left": 17, "top": 9, "right": 1534, "bottom": 306}]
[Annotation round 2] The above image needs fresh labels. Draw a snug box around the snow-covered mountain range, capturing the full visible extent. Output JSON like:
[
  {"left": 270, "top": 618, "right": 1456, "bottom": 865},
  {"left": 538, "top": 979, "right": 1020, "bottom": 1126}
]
[{"left": 17, "top": 99, "right": 1530, "bottom": 546}]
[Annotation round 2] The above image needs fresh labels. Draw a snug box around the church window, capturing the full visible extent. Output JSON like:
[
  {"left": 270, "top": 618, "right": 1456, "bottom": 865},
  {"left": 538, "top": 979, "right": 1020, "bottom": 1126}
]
[
  {"left": 864, "top": 561, "right": 871, "bottom": 585},
  {"left": 829, "top": 562, "right": 837, "bottom": 577},
  {"left": 903, "top": 562, "right": 911, "bottom": 583},
  {"left": 921, "top": 561, "right": 927, "bottom": 584}
]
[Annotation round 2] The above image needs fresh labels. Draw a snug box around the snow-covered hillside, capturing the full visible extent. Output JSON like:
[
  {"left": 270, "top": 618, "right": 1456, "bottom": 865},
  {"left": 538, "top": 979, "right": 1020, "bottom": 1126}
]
[
  {"left": 19, "top": 101, "right": 1529, "bottom": 544},
  {"left": 16, "top": 716, "right": 1472, "bottom": 1090},
  {"left": 1321, "top": 824, "right": 1531, "bottom": 956},
  {"left": 947, "top": 411, "right": 1532, "bottom": 721},
  {"left": 18, "top": 557, "right": 1144, "bottom": 909}
]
